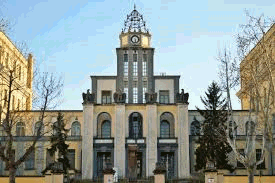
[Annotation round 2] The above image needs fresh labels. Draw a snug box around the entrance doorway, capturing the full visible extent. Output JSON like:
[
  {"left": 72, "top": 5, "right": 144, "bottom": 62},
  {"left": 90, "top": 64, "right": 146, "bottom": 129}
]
[{"left": 160, "top": 152, "right": 175, "bottom": 179}]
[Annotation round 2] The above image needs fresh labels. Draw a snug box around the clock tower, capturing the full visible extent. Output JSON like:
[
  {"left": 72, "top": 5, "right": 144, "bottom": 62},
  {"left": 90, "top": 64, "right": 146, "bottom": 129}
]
[{"left": 117, "top": 6, "right": 154, "bottom": 103}]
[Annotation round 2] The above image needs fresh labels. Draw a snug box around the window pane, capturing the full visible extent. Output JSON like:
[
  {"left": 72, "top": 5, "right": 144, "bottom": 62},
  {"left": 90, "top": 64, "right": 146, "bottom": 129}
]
[
  {"left": 68, "top": 149, "right": 75, "bottom": 170},
  {"left": 72, "top": 121, "right": 81, "bottom": 136},
  {"left": 25, "top": 150, "right": 35, "bottom": 170},
  {"left": 256, "top": 149, "right": 265, "bottom": 169},
  {"left": 124, "top": 54, "right": 128, "bottom": 76},
  {"left": 46, "top": 149, "right": 54, "bottom": 168},
  {"left": 159, "top": 90, "right": 169, "bottom": 104},
  {"left": 237, "top": 149, "right": 245, "bottom": 168},
  {"left": 102, "top": 120, "right": 111, "bottom": 138},
  {"left": 102, "top": 91, "right": 111, "bottom": 104},
  {"left": 160, "top": 121, "right": 170, "bottom": 138}
]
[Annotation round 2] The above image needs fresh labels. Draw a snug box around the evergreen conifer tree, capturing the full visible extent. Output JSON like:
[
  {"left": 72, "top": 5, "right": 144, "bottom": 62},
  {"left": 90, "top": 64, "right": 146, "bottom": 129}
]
[
  {"left": 195, "top": 81, "right": 234, "bottom": 172},
  {"left": 42, "top": 112, "right": 71, "bottom": 180}
]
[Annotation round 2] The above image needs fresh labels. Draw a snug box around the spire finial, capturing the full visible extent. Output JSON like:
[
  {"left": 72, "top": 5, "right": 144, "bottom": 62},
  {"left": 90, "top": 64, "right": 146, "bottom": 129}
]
[{"left": 134, "top": 4, "right": 136, "bottom": 10}]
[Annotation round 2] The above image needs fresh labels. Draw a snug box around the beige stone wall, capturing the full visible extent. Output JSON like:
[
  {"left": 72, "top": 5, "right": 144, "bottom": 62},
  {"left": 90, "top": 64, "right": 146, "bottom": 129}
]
[
  {"left": 97, "top": 79, "right": 116, "bottom": 104},
  {"left": 155, "top": 79, "right": 174, "bottom": 103},
  {"left": 0, "top": 31, "right": 33, "bottom": 111}
]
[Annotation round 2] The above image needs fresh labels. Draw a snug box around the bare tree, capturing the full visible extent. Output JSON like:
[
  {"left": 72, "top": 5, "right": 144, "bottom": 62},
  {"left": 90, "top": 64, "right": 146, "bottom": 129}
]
[
  {"left": 0, "top": 31, "right": 63, "bottom": 183},
  {"left": 218, "top": 11, "right": 275, "bottom": 183}
]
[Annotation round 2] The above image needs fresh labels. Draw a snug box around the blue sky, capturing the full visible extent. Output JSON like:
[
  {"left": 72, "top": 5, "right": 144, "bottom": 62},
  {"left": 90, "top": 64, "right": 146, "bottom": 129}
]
[{"left": 1, "top": 0, "right": 275, "bottom": 110}]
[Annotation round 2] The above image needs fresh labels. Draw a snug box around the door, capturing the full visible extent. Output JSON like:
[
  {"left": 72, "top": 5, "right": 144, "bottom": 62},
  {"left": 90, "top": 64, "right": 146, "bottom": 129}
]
[{"left": 160, "top": 152, "right": 175, "bottom": 179}]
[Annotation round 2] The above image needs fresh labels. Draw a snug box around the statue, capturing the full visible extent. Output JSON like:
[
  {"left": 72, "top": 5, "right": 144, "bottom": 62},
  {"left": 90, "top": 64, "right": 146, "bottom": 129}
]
[
  {"left": 113, "top": 89, "right": 126, "bottom": 103},
  {"left": 82, "top": 89, "right": 95, "bottom": 104},
  {"left": 145, "top": 90, "right": 157, "bottom": 104},
  {"left": 176, "top": 89, "right": 189, "bottom": 104}
]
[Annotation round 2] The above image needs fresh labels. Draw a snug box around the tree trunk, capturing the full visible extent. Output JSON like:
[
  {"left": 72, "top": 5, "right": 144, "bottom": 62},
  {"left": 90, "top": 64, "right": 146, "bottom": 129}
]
[
  {"left": 248, "top": 167, "right": 255, "bottom": 183},
  {"left": 9, "top": 167, "right": 16, "bottom": 183}
]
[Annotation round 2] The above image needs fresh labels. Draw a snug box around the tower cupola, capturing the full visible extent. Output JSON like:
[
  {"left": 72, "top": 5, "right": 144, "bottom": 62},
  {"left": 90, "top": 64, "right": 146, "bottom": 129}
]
[{"left": 120, "top": 5, "right": 151, "bottom": 48}]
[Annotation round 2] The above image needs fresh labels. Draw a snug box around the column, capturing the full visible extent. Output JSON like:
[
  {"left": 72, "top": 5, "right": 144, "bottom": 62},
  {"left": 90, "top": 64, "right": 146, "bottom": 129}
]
[
  {"left": 146, "top": 104, "right": 157, "bottom": 177},
  {"left": 82, "top": 104, "right": 94, "bottom": 179},
  {"left": 177, "top": 103, "right": 190, "bottom": 178},
  {"left": 114, "top": 104, "right": 126, "bottom": 177}
]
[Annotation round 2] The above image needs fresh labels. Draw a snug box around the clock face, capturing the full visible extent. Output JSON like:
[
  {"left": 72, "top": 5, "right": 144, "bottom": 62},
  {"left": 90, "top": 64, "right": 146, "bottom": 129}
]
[{"left": 131, "top": 35, "right": 140, "bottom": 43}]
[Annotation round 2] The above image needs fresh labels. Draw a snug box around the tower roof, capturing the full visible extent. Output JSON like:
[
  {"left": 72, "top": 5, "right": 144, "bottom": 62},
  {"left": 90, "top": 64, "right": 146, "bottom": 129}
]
[{"left": 122, "top": 5, "right": 149, "bottom": 33}]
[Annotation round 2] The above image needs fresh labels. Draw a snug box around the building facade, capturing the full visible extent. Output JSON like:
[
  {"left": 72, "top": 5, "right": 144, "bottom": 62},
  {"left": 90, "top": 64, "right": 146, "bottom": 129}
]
[
  {"left": 0, "top": 31, "right": 33, "bottom": 113},
  {"left": 1, "top": 6, "right": 275, "bottom": 181}
]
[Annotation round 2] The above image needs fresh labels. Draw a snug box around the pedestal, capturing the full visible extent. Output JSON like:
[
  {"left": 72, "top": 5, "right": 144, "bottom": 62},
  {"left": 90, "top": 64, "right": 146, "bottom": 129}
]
[{"left": 153, "top": 162, "right": 166, "bottom": 183}]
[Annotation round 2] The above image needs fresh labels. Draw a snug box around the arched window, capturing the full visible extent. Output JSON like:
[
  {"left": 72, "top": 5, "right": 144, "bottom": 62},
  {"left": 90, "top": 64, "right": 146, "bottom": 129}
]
[
  {"left": 229, "top": 121, "right": 237, "bottom": 138},
  {"left": 101, "top": 120, "right": 111, "bottom": 138},
  {"left": 191, "top": 120, "right": 201, "bottom": 136},
  {"left": 160, "top": 112, "right": 175, "bottom": 137},
  {"left": 53, "top": 122, "right": 58, "bottom": 135},
  {"left": 245, "top": 121, "right": 255, "bottom": 135},
  {"left": 129, "top": 112, "right": 142, "bottom": 139},
  {"left": 97, "top": 112, "right": 112, "bottom": 138},
  {"left": 16, "top": 122, "right": 25, "bottom": 136},
  {"left": 71, "top": 121, "right": 81, "bottom": 136},
  {"left": 160, "top": 120, "right": 170, "bottom": 138},
  {"left": 34, "top": 121, "right": 44, "bottom": 136}
]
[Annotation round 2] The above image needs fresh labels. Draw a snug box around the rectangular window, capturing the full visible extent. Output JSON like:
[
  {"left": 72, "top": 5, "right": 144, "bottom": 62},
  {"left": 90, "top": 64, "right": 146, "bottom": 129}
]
[
  {"left": 143, "top": 54, "right": 147, "bottom": 76},
  {"left": 46, "top": 149, "right": 55, "bottom": 168},
  {"left": 143, "top": 80, "right": 147, "bottom": 103},
  {"left": 5, "top": 149, "right": 15, "bottom": 170},
  {"left": 256, "top": 149, "right": 265, "bottom": 169},
  {"left": 25, "top": 150, "right": 35, "bottom": 170},
  {"left": 124, "top": 80, "right": 128, "bottom": 103},
  {"left": 124, "top": 54, "right": 128, "bottom": 76},
  {"left": 133, "top": 54, "right": 138, "bottom": 76},
  {"left": 159, "top": 90, "right": 169, "bottom": 104},
  {"left": 133, "top": 87, "right": 138, "bottom": 103},
  {"left": 68, "top": 149, "right": 76, "bottom": 170},
  {"left": 5, "top": 53, "right": 8, "bottom": 67},
  {"left": 237, "top": 149, "right": 245, "bottom": 168},
  {"left": 101, "top": 91, "right": 112, "bottom": 104}
]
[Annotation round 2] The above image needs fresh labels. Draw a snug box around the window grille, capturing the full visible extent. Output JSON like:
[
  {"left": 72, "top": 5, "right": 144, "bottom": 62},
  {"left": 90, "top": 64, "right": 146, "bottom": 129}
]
[
  {"left": 16, "top": 122, "right": 25, "bottom": 136},
  {"left": 159, "top": 90, "right": 169, "bottom": 104},
  {"left": 25, "top": 150, "right": 35, "bottom": 170},
  {"left": 133, "top": 54, "right": 138, "bottom": 76},
  {"left": 71, "top": 121, "right": 81, "bottom": 136},
  {"left": 97, "top": 152, "right": 111, "bottom": 178},
  {"left": 160, "top": 152, "right": 175, "bottom": 179},
  {"left": 143, "top": 87, "right": 147, "bottom": 103},
  {"left": 102, "top": 91, "right": 112, "bottom": 104},
  {"left": 245, "top": 121, "right": 255, "bottom": 135},
  {"left": 133, "top": 87, "right": 138, "bottom": 103},
  {"left": 160, "top": 120, "right": 170, "bottom": 138},
  {"left": 35, "top": 121, "right": 44, "bottom": 136},
  {"left": 124, "top": 54, "right": 128, "bottom": 76},
  {"left": 129, "top": 113, "right": 142, "bottom": 139},
  {"left": 190, "top": 121, "right": 201, "bottom": 135},
  {"left": 237, "top": 149, "right": 245, "bottom": 168},
  {"left": 256, "top": 149, "right": 265, "bottom": 169},
  {"left": 68, "top": 149, "right": 76, "bottom": 169},
  {"left": 143, "top": 54, "right": 147, "bottom": 76},
  {"left": 101, "top": 120, "right": 111, "bottom": 138},
  {"left": 124, "top": 88, "right": 128, "bottom": 103},
  {"left": 46, "top": 149, "right": 54, "bottom": 168}
]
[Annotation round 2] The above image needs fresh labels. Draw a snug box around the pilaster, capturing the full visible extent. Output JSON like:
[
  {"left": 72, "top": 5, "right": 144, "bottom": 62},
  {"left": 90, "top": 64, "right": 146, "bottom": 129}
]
[
  {"left": 114, "top": 104, "right": 126, "bottom": 177},
  {"left": 177, "top": 103, "right": 190, "bottom": 178},
  {"left": 146, "top": 104, "right": 157, "bottom": 177},
  {"left": 82, "top": 104, "right": 94, "bottom": 179}
]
